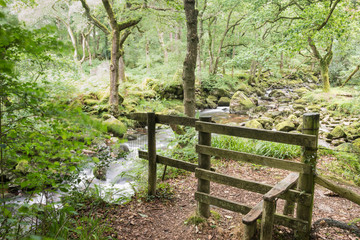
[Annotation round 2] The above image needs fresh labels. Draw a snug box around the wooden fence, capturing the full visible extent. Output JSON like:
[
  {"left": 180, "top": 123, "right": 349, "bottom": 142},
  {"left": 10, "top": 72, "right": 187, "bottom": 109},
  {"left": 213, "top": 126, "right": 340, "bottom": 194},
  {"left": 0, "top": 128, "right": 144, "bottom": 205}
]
[{"left": 128, "top": 112, "right": 319, "bottom": 240}]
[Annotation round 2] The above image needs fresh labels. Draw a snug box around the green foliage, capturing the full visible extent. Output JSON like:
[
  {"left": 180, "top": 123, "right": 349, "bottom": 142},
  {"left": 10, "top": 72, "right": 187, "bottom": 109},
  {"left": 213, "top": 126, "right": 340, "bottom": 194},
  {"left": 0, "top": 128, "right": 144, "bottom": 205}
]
[
  {"left": 165, "top": 127, "right": 198, "bottom": 163},
  {"left": 184, "top": 214, "right": 206, "bottom": 226},
  {"left": 212, "top": 135, "right": 301, "bottom": 160}
]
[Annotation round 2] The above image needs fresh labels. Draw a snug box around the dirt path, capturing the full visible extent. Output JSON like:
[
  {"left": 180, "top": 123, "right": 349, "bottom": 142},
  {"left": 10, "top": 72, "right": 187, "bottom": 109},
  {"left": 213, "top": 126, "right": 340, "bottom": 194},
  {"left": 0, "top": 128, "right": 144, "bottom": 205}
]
[{"left": 93, "top": 157, "right": 360, "bottom": 240}]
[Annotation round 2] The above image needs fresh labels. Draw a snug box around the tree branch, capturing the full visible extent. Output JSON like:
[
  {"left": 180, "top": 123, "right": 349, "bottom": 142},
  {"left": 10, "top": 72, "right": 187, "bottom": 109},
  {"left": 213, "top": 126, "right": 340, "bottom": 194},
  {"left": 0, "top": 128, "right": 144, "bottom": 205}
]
[
  {"left": 79, "top": 0, "right": 110, "bottom": 34},
  {"left": 316, "top": 0, "right": 341, "bottom": 31},
  {"left": 101, "top": 0, "right": 118, "bottom": 29},
  {"left": 307, "top": 37, "right": 322, "bottom": 60}
]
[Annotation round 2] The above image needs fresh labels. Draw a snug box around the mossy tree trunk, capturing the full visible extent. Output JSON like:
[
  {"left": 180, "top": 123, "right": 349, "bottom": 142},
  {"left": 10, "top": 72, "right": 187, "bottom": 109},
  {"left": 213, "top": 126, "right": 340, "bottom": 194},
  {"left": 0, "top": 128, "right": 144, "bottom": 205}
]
[
  {"left": 183, "top": 0, "right": 198, "bottom": 118},
  {"left": 308, "top": 37, "right": 333, "bottom": 93}
]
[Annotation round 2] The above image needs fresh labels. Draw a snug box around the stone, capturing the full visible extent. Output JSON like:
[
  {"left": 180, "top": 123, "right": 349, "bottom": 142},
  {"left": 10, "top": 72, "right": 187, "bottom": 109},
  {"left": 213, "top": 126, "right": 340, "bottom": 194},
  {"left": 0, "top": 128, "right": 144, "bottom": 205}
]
[
  {"left": 245, "top": 120, "right": 263, "bottom": 129},
  {"left": 119, "top": 144, "right": 130, "bottom": 153},
  {"left": 15, "top": 160, "right": 32, "bottom": 174},
  {"left": 278, "top": 97, "right": 291, "bottom": 103},
  {"left": 237, "top": 83, "right": 254, "bottom": 96},
  {"left": 253, "top": 106, "right": 268, "bottom": 113},
  {"left": 229, "top": 91, "right": 255, "bottom": 114},
  {"left": 329, "top": 126, "right": 346, "bottom": 139},
  {"left": 308, "top": 105, "right": 321, "bottom": 112},
  {"left": 275, "top": 121, "right": 295, "bottom": 132},
  {"left": 206, "top": 98, "right": 217, "bottom": 109},
  {"left": 104, "top": 117, "right": 127, "bottom": 138},
  {"left": 269, "top": 89, "right": 286, "bottom": 98},
  {"left": 335, "top": 143, "right": 357, "bottom": 153},
  {"left": 93, "top": 166, "right": 107, "bottom": 181},
  {"left": 294, "top": 99, "right": 307, "bottom": 105},
  {"left": 218, "top": 97, "right": 231, "bottom": 106},
  {"left": 293, "top": 104, "right": 306, "bottom": 111},
  {"left": 293, "top": 87, "right": 309, "bottom": 95},
  {"left": 257, "top": 117, "right": 273, "bottom": 130},
  {"left": 196, "top": 98, "right": 207, "bottom": 109},
  {"left": 353, "top": 138, "right": 360, "bottom": 152},
  {"left": 207, "top": 95, "right": 218, "bottom": 103}
]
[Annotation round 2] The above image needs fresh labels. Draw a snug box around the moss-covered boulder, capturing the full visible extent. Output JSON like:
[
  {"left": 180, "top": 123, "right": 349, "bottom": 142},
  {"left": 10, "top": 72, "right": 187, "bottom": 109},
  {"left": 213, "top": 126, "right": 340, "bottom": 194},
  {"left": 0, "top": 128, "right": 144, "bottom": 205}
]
[
  {"left": 218, "top": 97, "right": 231, "bottom": 106},
  {"left": 308, "top": 105, "right": 321, "bottom": 112},
  {"left": 253, "top": 106, "right": 268, "bottom": 113},
  {"left": 353, "top": 138, "right": 360, "bottom": 152},
  {"left": 335, "top": 143, "right": 357, "bottom": 153},
  {"left": 83, "top": 99, "right": 100, "bottom": 106},
  {"left": 196, "top": 98, "right": 207, "bottom": 109},
  {"left": 294, "top": 87, "right": 309, "bottom": 95},
  {"left": 275, "top": 121, "right": 295, "bottom": 132},
  {"left": 245, "top": 120, "right": 263, "bottom": 129},
  {"left": 104, "top": 117, "right": 127, "bottom": 138},
  {"left": 93, "top": 166, "right": 107, "bottom": 181},
  {"left": 237, "top": 83, "right": 254, "bottom": 96},
  {"left": 278, "top": 97, "right": 292, "bottom": 103},
  {"left": 344, "top": 125, "right": 360, "bottom": 140},
  {"left": 229, "top": 91, "right": 255, "bottom": 114},
  {"left": 294, "top": 99, "right": 307, "bottom": 105},
  {"left": 257, "top": 117, "right": 273, "bottom": 130},
  {"left": 206, "top": 95, "right": 218, "bottom": 109},
  {"left": 15, "top": 160, "right": 32, "bottom": 174},
  {"left": 269, "top": 89, "right": 286, "bottom": 98},
  {"left": 329, "top": 126, "right": 346, "bottom": 139},
  {"left": 293, "top": 104, "right": 306, "bottom": 111}
]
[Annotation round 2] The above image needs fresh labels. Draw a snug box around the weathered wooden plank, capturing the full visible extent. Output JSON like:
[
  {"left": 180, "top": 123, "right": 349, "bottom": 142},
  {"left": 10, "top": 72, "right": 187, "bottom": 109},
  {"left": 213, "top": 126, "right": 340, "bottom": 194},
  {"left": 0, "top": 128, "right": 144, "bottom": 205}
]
[
  {"left": 196, "top": 145, "right": 311, "bottom": 174},
  {"left": 242, "top": 200, "right": 264, "bottom": 224},
  {"left": 155, "top": 114, "right": 197, "bottom": 127},
  {"left": 260, "top": 199, "right": 276, "bottom": 240},
  {"left": 195, "top": 168, "right": 312, "bottom": 206},
  {"left": 127, "top": 113, "right": 147, "bottom": 122},
  {"left": 243, "top": 221, "right": 257, "bottom": 240},
  {"left": 197, "top": 116, "right": 212, "bottom": 218},
  {"left": 315, "top": 175, "right": 360, "bottom": 206},
  {"left": 195, "top": 192, "right": 251, "bottom": 214},
  {"left": 296, "top": 113, "right": 319, "bottom": 239},
  {"left": 273, "top": 214, "right": 308, "bottom": 232},
  {"left": 264, "top": 173, "right": 299, "bottom": 201},
  {"left": 195, "top": 121, "right": 317, "bottom": 148},
  {"left": 139, "top": 150, "right": 198, "bottom": 172},
  {"left": 147, "top": 113, "right": 157, "bottom": 196}
]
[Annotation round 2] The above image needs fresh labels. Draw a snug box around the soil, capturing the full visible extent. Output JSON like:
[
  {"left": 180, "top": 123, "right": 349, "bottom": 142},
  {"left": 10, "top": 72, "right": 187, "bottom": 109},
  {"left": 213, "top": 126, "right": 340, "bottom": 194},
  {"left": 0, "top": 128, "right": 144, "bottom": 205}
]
[{"left": 85, "top": 155, "right": 360, "bottom": 240}]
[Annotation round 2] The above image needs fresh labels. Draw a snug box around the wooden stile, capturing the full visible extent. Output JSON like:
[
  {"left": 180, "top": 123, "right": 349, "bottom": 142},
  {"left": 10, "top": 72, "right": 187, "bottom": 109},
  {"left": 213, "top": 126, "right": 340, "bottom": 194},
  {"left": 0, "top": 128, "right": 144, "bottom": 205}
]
[
  {"left": 156, "top": 114, "right": 197, "bottom": 127},
  {"left": 147, "top": 112, "right": 157, "bottom": 196},
  {"left": 195, "top": 121, "right": 317, "bottom": 148}
]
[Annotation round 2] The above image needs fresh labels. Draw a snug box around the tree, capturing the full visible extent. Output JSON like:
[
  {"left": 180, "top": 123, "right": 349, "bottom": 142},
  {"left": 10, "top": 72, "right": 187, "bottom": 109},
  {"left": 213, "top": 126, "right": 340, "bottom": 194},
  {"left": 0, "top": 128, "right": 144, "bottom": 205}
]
[
  {"left": 183, "top": 0, "right": 198, "bottom": 117},
  {"left": 80, "top": 0, "right": 141, "bottom": 116}
]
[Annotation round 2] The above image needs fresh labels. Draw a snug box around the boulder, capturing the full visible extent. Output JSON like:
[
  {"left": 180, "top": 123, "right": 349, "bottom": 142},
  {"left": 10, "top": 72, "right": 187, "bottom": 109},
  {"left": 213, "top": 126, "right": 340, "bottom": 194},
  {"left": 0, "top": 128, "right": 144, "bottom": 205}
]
[
  {"left": 275, "top": 121, "right": 295, "bottom": 132},
  {"left": 218, "top": 97, "right": 231, "bottom": 106},
  {"left": 104, "top": 117, "right": 127, "bottom": 138},
  {"left": 207, "top": 95, "right": 218, "bottom": 103},
  {"left": 353, "top": 138, "right": 360, "bottom": 152},
  {"left": 253, "top": 106, "right": 268, "bottom": 113},
  {"left": 293, "top": 104, "right": 306, "bottom": 111},
  {"left": 335, "top": 143, "right": 357, "bottom": 153},
  {"left": 15, "top": 160, "right": 32, "bottom": 174},
  {"left": 308, "top": 105, "right": 321, "bottom": 112},
  {"left": 237, "top": 83, "right": 254, "bottom": 96},
  {"left": 93, "top": 166, "right": 107, "bottom": 181},
  {"left": 229, "top": 91, "right": 255, "bottom": 114},
  {"left": 329, "top": 126, "right": 346, "bottom": 139},
  {"left": 196, "top": 98, "right": 207, "bottom": 109},
  {"left": 269, "top": 89, "right": 286, "bottom": 98},
  {"left": 245, "top": 120, "right": 263, "bottom": 129},
  {"left": 293, "top": 87, "right": 309, "bottom": 95},
  {"left": 206, "top": 96, "right": 217, "bottom": 109},
  {"left": 257, "top": 117, "right": 274, "bottom": 130}
]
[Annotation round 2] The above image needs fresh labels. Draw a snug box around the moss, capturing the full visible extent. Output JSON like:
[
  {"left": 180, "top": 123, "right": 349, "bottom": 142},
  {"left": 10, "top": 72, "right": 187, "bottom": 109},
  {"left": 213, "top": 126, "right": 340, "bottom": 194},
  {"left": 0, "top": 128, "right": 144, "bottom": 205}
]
[
  {"left": 184, "top": 214, "right": 206, "bottom": 226},
  {"left": 104, "top": 118, "right": 127, "bottom": 138},
  {"left": 245, "top": 120, "right": 263, "bottom": 129},
  {"left": 84, "top": 99, "right": 100, "bottom": 106},
  {"left": 275, "top": 121, "right": 295, "bottom": 132},
  {"left": 330, "top": 126, "right": 346, "bottom": 139},
  {"left": 15, "top": 160, "right": 32, "bottom": 174}
]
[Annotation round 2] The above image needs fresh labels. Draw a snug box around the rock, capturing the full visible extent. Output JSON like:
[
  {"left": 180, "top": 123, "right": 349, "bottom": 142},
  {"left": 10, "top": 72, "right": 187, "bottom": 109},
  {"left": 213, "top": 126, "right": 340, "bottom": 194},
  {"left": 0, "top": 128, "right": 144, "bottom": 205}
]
[
  {"left": 218, "top": 97, "right": 231, "bottom": 106},
  {"left": 104, "top": 117, "right": 127, "bottom": 138},
  {"left": 196, "top": 98, "right": 207, "bottom": 109},
  {"left": 278, "top": 97, "right": 292, "bottom": 103},
  {"left": 332, "top": 138, "right": 346, "bottom": 146},
  {"left": 344, "top": 125, "right": 360, "bottom": 140},
  {"left": 287, "top": 114, "right": 300, "bottom": 127},
  {"left": 293, "top": 87, "right": 309, "bottom": 95},
  {"left": 352, "top": 138, "right": 360, "bottom": 152},
  {"left": 308, "top": 105, "right": 321, "bottom": 112},
  {"left": 207, "top": 95, "right": 218, "bottom": 103},
  {"left": 245, "top": 120, "right": 263, "bottom": 129},
  {"left": 335, "top": 143, "right": 357, "bottom": 153},
  {"left": 293, "top": 104, "right": 306, "bottom": 111},
  {"left": 297, "top": 123, "right": 303, "bottom": 132},
  {"left": 257, "top": 117, "right": 274, "bottom": 130},
  {"left": 329, "top": 126, "right": 346, "bottom": 139},
  {"left": 124, "top": 134, "right": 137, "bottom": 141},
  {"left": 253, "top": 106, "right": 268, "bottom": 113},
  {"left": 206, "top": 97, "right": 217, "bottom": 109},
  {"left": 294, "top": 99, "right": 307, "bottom": 105},
  {"left": 210, "top": 88, "right": 230, "bottom": 98},
  {"left": 119, "top": 144, "right": 130, "bottom": 153},
  {"left": 229, "top": 91, "right": 255, "bottom": 114},
  {"left": 237, "top": 83, "right": 254, "bottom": 96},
  {"left": 93, "top": 166, "right": 107, "bottom": 181},
  {"left": 275, "top": 121, "right": 295, "bottom": 132},
  {"left": 84, "top": 99, "right": 100, "bottom": 106},
  {"left": 254, "top": 88, "right": 265, "bottom": 96},
  {"left": 102, "top": 114, "right": 113, "bottom": 120},
  {"left": 269, "top": 89, "right": 286, "bottom": 98},
  {"left": 15, "top": 160, "right": 32, "bottom": 174},
  {"left": 97, "top": 91, "right": 124, "bottom": 105}
]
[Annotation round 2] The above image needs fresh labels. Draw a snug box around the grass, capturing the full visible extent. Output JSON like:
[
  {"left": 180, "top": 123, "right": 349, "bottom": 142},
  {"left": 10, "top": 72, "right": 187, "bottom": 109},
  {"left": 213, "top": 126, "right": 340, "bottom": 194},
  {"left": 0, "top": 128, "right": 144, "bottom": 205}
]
[{"left": 212, "top": 135, "right": 301, "bottom": 160}]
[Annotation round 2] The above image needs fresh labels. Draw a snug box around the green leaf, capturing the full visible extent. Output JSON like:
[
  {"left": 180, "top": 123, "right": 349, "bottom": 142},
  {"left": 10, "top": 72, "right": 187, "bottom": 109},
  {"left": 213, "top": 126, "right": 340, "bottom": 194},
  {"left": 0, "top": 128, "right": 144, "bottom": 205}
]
[
  {"left": 0, "top": 0, "right": 6, "bottom": 7},
  {"left": 2, "top": 207, "right": 12, "bottom": 218}
]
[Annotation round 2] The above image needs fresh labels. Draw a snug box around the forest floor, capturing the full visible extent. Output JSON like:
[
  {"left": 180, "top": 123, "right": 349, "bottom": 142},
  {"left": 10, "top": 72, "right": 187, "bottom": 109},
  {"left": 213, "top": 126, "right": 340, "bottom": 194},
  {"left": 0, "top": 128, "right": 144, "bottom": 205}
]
[{"left": 84, "top": 155, "right": 360, "bottom": 240}]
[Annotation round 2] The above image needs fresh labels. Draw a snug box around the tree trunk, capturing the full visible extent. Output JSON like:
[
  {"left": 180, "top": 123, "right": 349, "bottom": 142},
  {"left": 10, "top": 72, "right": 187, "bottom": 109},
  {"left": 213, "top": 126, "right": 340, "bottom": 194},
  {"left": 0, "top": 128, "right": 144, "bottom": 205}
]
[
  {"left": 119, "top": 54, "right": 126, "bottom": 83},
  {"left": 145, "top": 36, "right": 150, "bottom": 73},
  {"left": 158, "top": 31, "right": 168, "bottom": 64},
  {"left": 86, "top": 36, "right": 92, "bottom": 65},
  {"left": 183, "top": 0, "right": 198, "bottom": 118},
  {"left": 320, "top": 60, "right": 330, "bottom": 92},
  {"left": 280, "top": 52, "right": 284, "bottom": 73},
  {"left": 248, "top": 60, "right": 258, "bottom": 86},
  {"left": 109, "top": 29, "right": 120, "bottom": 116}
]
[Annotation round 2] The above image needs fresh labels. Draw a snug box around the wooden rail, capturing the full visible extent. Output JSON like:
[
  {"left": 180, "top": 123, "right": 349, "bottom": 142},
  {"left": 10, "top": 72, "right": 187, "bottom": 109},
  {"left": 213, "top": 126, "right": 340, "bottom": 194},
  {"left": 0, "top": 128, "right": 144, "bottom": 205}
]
[{"left": 195, "top": 121, "right": 317, "bottom": 148}]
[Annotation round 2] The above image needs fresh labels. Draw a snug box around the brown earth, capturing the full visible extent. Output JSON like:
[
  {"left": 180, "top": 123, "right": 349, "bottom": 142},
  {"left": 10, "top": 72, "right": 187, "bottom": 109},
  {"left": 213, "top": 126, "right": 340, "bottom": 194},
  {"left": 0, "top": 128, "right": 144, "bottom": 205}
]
[{"left": 84, "top": 155, "right": 360, "bottom": 240}]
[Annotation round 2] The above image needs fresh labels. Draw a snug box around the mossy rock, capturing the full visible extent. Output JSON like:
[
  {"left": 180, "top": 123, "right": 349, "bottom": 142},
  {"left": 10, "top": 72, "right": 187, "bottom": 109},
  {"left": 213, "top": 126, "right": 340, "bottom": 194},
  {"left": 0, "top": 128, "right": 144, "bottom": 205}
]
[
  {"left": 344, "top": 125, "right": 360, "bottom": 140},
  {"left": 196, "top": 98, "right": 207, "bottom": 109},
  {"left": 254, "top": 88, "right": 265, "bottom": 96},
  {"left": 237, "top": 83, "right": 254, "bottom": 96},
  {"left": 257, "top": 117, "right": 273, "bottom": 130},
  {"left": 329, "top": 126, "right": 346, "bottom": 139},
  {"left": 294, "top": 99, "right": 307, "bottom": 105},
  {"left": 253, "top": 106, "right": 268, "bottom": 113},
  {"left": 269, "top": 89, "right": 286, "bottom": 98},
  {"left": 84, "top": 99, "right": 100, "bottom": 106},
  {"left": 278, "top": 97, "right": 291, "bottom": 103},
  {"left": 229, "top": 91, "right": 255, "bottom": 114},
  {"left": 308, "top": 105, "right": 321, "bottom": 112},
  {"left": 293, "top": 104, "right": 306, "bottom": 111},
  {"left": 218, "top": 97, "right": 231, "bottom": 106},
  {"left": 206, "top": 99, "right": 217, "bottom": 109},
  {"left": 335, "top": 143, "right": 357, "bottom": 153},
  {"left": 97, "top": 91, "right": 124, "bottom": 105},
  {"left": 297, "top": 123, "right": 303, "bottom": 131},
  {"left": 275, "top": 121, "right": 295, "bottom": 132},
  {"left": 93, "top": 166, "right": 107, "bottom": 181},
  {"left": 104, "top": 117, "right": 127, "bottom": 138},
  {"left": 245, "top": 120, "right": 263, "bottom": 129},
  {"left": 15, "top": 160, "right": 32, "bottom": 174},
  {"left": 207, "top": 95, "right": 218, "bottom": 103},
  {"left": 294, "top": 87, "right": 309, "bottom": 95},
  {"left": 353, "top": 138, "right": 360, "bottom": 152}
]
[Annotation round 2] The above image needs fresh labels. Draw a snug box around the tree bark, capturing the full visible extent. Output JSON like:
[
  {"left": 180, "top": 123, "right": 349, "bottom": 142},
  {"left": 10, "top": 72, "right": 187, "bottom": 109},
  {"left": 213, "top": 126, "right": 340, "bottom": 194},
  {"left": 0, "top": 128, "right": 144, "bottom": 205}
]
[
  {"left": 320, "top": 60, "right": 331, "bottom": 92},
  {"left": 119, "top": 54, "right": 126, "bottom": 83},
  {"left": 158, "top": 30, "right": 168, "bottom": 64},
  {"left": 341, "top": 64, "right": 360, "bottom": 87},
  {"left": 183, "top": 0, "right": 198, "bottom": 118},
  {"left": 109, "top": 29, "right": 121, "bottom": 115}
]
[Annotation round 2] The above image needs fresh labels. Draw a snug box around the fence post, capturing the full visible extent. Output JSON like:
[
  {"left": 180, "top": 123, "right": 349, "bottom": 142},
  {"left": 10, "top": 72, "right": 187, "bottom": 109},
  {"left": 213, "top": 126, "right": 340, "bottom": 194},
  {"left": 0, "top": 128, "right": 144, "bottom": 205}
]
[
  {"left": 197, "top": 116, "right": 212, "bottom": 218},
  {"left": 147, "top": 112, "right": 157, "bottom": 196},
  {"left": 295, "top": 113, "right": 319, "bottom": 239}
]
